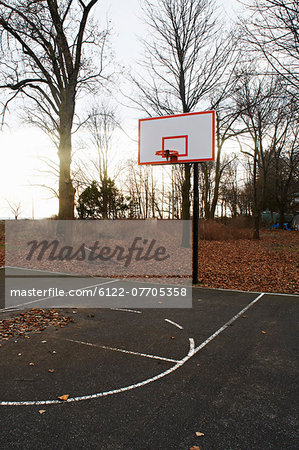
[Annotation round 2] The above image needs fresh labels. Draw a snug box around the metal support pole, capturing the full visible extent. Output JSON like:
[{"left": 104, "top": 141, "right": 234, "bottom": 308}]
[{"left": 192, "top": 162, "right": 199, "bottom": 284}]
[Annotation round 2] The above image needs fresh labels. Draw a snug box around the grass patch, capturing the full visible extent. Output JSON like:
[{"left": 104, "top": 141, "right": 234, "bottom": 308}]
[{"left": 199, "top": 220, "right": 251, "bottom": 241}]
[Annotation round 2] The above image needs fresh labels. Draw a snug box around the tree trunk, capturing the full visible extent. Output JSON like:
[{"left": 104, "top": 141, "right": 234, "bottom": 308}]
[
  {"left": 279, "top": 201, "right": 285, "bottom": 229},
  {"left": 202, "top": 163, "right": 210, "bottom": 219},
  {"left": 102, "top": 178, "right": 108, "bottom": 219},
  {"left": 253, "top": 210, "right": 260, "bottom": 239},
  {"left": 58, "top": 91, "right": 75, "bottom": 220},
  {"left": 210, "top": 115, "right": 221, "bottom": 219},
  {"left": 58, "top": 129, "right": 75, "bottom": 220},
  {"left": 210, "top": 173, "right": 220, "bottom": 219}
]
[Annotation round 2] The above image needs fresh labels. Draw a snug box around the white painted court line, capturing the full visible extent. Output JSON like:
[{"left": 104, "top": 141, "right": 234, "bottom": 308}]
[
  {"left": 67, "top": 339, "right": 180, "bottom": 363},
  {"left": 4, "top": 266, "right": 78, "bottom": 277},
  {"left": 193, "top": 292, "right": 265, "bottom": 354},
  {"left": 110, "top": 308, "right": 142, "bottom": 314},
  {"left": 188, "top": 338, "right": 195, "bottom": 356},
  {"left": 164, "top": 319, "right": 184, "bottom": 330},
  {"left": 0, "top": 293, "right": 264, "bottom": 406},
  {"left": 196, "top": 285, "right": 299, "bottom": 298},
  {"left": 0, "top": 279, "right": 120, "bottom": 313}
]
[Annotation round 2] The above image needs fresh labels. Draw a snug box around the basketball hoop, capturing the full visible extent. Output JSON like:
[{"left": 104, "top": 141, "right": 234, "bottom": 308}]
[
  {"left": 139, "top": 110, "right": 216, "bottom": 285},
  {"left": 155, "top": 149, "right": 179, "bottom": 163}
]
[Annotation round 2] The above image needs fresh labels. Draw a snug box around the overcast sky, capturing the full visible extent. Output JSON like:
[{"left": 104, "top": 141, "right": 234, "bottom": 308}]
[{"left": 0, "top": 0, "right": 241, "bottom": 219}]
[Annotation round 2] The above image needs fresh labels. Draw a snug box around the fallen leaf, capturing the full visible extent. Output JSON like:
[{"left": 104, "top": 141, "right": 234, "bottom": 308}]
[
  {"left": 48, "top": 369, "right": 55, "bottom": 373},
  {"left": 242, "top": 315, "right": 247, "bottom": 318},
  {"left": 196, "top": 432, "right": 204, "bottom": 437},
  {"left": 39, "top": 410, "right": 46, "bottom": 414},
  {"left": 190, "top": 446, "right": 200, "bottom": 450},
  {"left": 170, "top": 336, "right": 175, "bottom": 339},
  {"left": 58, "top": 394, "right": 69, "bottom": 401},
  {"left": 0, "top": 308, "right": 74, "bottom": 342},
  {"left": 196, "top": 364, "right": 200, "bottom": 367},
  {"left": 261, "top": 331, "right": 267, "bottom": 334}
]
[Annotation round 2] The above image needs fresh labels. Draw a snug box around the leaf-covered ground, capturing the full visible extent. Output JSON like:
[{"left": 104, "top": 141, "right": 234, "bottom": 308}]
[
  {"left": 0, "top": 222, "right": 298, "bottom": 294},
  {"left": 197, "top": 230, "right": 299, "bottom": 294},
  {"left": 0, "top": 309, "right": 74, "bottom": 341}
]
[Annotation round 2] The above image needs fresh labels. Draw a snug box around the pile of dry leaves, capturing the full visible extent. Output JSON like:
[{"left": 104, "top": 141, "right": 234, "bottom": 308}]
[
  {"left": 0, "top": 308, "right": 73, "bottom": 341},
  {"left": 198, "top": 230, "right": 298, "bottom": 294}
]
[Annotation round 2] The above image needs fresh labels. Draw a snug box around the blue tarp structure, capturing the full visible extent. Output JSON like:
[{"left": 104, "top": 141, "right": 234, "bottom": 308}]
[{"left": 261, "top": 211, "right": 296, "bottom": 230}]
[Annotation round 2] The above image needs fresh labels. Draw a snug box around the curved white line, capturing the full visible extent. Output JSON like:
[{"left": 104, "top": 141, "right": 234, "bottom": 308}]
[
  {"left": 164, "top": 318, "right": 184, "bottom": 329},
  {"left": 0, "top": 338, "right": 194, "bottom": 406},
  {"left": 110, "top": 308, "right": 142, "bottom": 314},
  {"left": 188, "top": 338, "right": 195, "bottom": 356}
]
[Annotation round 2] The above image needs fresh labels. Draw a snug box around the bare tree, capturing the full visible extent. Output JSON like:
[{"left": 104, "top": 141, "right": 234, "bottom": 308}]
[
  {"left": 73, "top": 103, "right": 120, "bottom": 218},
  {"left": 239, "top": 0, "right": 299, "bottom": 104},
  {"left": 7, "top": 200, "right": 21, "bottom": 220},
  {"left": 85, "top": 103, "right": 118, "bottom": 184},
  {"left": 207, "top": 76, "right": 246, "bottom": 218},
  {"left": 234, "top": 70, "right": 294, "bottom": 237},
  {"left": 123, "top": 162, "right": 155, "bottom": 219},
  {"left": 200, "top": 153, "right": 237, "bottom": 219},
  {"left": 0, "top": 0, "right": 110, "bottom": 219},
  {"left": 219, "top": 159, "right": 242, "bottom": 218},
  {"left": 131, "top": 0, "right": 232, "bottom": 245},
  {"left": 235, "top": 73, "right": 271, "bottom": 237}
]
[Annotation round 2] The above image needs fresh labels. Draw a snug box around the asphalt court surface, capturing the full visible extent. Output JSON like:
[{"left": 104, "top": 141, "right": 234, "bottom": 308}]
[
  {"left": 0, "top": 267, "right": 298, "bottom": 449},
  {"left": 1, "top": 267, "right": 192, "bottom": 309}
]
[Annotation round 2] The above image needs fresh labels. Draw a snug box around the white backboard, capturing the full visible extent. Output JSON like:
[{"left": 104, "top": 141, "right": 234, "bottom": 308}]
[{"left": 138, "top": 111, "right": 215, "bottom": 165}]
